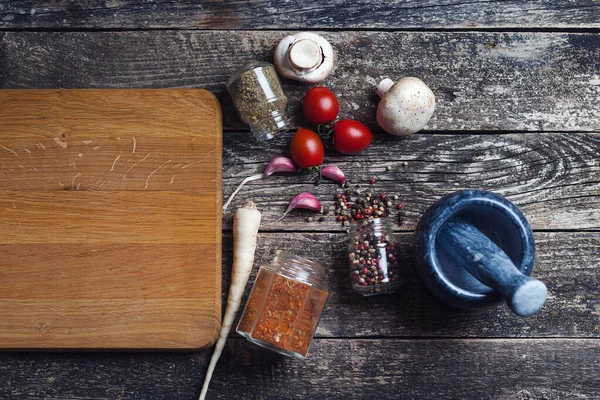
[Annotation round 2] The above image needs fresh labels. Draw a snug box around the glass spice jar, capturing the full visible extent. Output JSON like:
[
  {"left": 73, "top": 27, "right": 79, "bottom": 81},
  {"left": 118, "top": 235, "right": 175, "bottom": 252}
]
[
  {"left": 226, "top": 61, "right": 292, "bottom": 141},
  {"left": 237, "top": 251, "right": 329, "bottom": 359},
  {"left": 348, "top": 217, "right": 402, "bottom": 296}
]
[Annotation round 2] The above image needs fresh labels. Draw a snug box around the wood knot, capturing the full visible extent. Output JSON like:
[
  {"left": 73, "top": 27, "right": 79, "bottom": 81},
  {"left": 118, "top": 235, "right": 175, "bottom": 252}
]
[{"left": 38, "top": 323, "right": 50, "bottom": 334}]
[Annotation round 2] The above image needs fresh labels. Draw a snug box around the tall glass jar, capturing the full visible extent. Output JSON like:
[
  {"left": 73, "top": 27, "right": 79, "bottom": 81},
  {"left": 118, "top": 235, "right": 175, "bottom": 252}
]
[
  {"left": 237, "top": 251, "right": 329, "bottom": 359},
  {"left": 226, "top": 61, "right": 292, "bottom": 141},
  {"left": 348, "top": 217, "right": 402, "bottom": 296}
]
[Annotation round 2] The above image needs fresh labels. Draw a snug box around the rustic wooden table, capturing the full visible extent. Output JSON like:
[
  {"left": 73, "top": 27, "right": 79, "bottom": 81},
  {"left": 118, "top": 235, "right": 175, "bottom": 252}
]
[{"left": 1, "top": 2, "right": 600, "bottom": 399}]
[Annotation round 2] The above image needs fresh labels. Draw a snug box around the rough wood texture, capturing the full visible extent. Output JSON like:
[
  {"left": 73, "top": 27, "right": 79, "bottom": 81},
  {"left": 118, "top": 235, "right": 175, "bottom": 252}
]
[
  {"left": 221, "top": 132, "right": 600, "bottom": 231},
  {"left": 1, "top": 31, "right": 599, "bottom": 132},
  {"left": 222, "top": 232, "right": 600, "bottom": 338},
  {"left": 0, "top": 89, "right": 222, "bottom": 349},
  {"left": 0, "top": 1, "right": 599, "bottom": 30},
  {"left": 1, "top": 338, "right": 598, "bottom": 399},
  {"left": 2, "top": 5, "right": 600, "bottom": 398},
  {"left": 205, "top": 338, "right": 600, "bottom": 400}
]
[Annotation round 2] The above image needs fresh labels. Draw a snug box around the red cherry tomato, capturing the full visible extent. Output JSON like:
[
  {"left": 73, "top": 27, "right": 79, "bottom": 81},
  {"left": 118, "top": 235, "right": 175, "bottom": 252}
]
[
  {"left": 332, "top": 119, "right": 373, "bottom": 155},
  {"left": 290, "top": 128, "right": 325, "bottom": 169},
  {"left": 303, "top": 87, "right": 339, "bottom": 125}
]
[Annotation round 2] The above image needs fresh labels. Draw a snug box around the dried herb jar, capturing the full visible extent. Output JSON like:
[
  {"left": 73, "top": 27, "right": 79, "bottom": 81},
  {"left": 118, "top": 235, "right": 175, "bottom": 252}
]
[
  {"left": 226, "top": 61, "right": 292, "bottom": 141},
  {"left": 237, "top": 251, "right": 329, "bottom": 359},
  {"left": 348, "top": 217, "right": 402, "bottom": 296}
]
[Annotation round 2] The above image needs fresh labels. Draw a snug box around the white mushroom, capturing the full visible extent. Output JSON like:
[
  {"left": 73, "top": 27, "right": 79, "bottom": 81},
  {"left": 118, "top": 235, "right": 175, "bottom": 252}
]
[
  {"left": 376, "top": 77, "right": 435, "bottom": 136},
  {"left": 274, "top": 32, "right": 334, "bottom": 84}
]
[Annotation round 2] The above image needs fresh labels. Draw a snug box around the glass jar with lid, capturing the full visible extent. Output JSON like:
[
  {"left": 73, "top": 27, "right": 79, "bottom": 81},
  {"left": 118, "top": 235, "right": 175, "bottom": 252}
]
[
  {"left": 237, "top": 251, "right": 329, "bottom": 358},
  {"left": 226, "top": 61, "right": 292, "bottom": 141},
  {"left": 348, "top": 217, "right": 402, "bottom": 296}
]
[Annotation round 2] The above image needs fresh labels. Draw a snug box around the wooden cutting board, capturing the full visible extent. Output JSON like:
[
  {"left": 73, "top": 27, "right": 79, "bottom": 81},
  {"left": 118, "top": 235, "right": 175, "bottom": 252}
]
[{"left": 0, "top": 89, "right": 222, "bottom": 350}]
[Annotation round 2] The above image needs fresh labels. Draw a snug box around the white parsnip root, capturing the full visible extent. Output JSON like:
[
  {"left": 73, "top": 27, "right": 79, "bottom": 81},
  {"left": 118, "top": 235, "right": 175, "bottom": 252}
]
[{"left": 199, "top": 200, "right": 262, "bottom": 400}]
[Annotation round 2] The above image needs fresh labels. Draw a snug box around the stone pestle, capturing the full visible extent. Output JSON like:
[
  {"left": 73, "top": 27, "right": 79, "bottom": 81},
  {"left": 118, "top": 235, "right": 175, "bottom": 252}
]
[{"left": 437, "top": 219, "right": 547, "bottom": 317}]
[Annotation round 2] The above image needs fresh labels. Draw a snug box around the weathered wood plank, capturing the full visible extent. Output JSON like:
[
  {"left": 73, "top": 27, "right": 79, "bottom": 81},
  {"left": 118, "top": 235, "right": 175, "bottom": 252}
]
[
  {"left": 0, "top": 1, "right": 599, "bottom": 30},
  {"left": 222, "top": 132, "right": 600, "bottom": 231},
  {"left": 1, "top": 31, "right": 599, "bottom": 132},
  {"left": 205, "top": 338, "right": 600, "bottom": 400},
  {"left": 1, "top": 338, "right": 598, "bottom": 399},
  {"left": 221, "top": 232, "right": 600, "bottom": 338}
]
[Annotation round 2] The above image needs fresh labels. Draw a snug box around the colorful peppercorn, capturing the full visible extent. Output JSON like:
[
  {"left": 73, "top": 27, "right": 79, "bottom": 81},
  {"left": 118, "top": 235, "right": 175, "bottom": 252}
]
[
  {"left": 347, "top": 218, "right": 401, "bottom": 296},
  {"left": 334, "top": 192, "right": 395, "bottom": 226}
]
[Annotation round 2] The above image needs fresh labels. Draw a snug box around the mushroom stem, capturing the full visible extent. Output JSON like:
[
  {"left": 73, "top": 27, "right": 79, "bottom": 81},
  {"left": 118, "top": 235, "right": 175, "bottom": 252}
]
[
  {"left": 288, "top": 39, "right": 322, "bottom": 70},
  {"left": 376, "top": 78, "right": 395, "bottom": 98},
  {"left": 274, "top": 32, "right": 335, "bottom": 84}
]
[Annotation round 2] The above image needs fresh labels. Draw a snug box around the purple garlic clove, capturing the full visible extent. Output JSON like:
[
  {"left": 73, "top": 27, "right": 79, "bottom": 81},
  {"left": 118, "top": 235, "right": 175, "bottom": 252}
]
[
  {"left": 264, "top": 156, "right": 301, "bottom": 176},
  {"left": 277, "top": 193, "right": 322, "bottom": 221},
  {"left": 321, "top": 165, "right": 346, "bottom": 185}
]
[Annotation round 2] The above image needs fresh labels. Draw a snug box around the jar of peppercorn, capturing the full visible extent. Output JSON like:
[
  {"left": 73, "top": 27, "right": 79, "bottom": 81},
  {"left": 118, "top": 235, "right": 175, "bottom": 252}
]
[
  {"left": 236, "top": 251, "right": 329, "bottom": 359},
  {"left": 348, "top": 217, "right": 402, "bottom": 296}
]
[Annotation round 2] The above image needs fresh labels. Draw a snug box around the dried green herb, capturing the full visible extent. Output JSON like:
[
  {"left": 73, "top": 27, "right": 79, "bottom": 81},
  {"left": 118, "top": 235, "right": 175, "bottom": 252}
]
[{"left": 228, "top": 63, "right": 289, "bottom": 137}]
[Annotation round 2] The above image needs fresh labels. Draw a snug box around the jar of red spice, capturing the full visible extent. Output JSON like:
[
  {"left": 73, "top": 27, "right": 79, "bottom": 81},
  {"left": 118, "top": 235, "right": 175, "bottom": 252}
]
[
  {"left": 348, "top": 217, "right": 402, "bottom": 296},
  {"left": 236, "top": 251, "right": 329, "bottom": 359}
]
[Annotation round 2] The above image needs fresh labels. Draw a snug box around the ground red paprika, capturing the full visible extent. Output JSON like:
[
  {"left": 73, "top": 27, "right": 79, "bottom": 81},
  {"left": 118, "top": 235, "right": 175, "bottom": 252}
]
[{"left": 237, "top": 252, "right": 329, "bottom": 358}]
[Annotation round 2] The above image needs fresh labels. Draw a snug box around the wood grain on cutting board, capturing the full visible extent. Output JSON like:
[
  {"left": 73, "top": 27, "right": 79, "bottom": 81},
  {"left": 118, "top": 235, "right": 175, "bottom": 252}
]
[{"left": 0, "top": 89, "right": 222, "bottom": 349}]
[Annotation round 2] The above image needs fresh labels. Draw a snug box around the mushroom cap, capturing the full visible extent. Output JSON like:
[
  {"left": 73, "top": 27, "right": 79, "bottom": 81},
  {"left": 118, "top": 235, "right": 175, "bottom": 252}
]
[
  {"left": 274, "top": 32, "right": 335, "bottom": 84},
  {"left": 376, "top": 77, "right": 435, "bottom": 136}
]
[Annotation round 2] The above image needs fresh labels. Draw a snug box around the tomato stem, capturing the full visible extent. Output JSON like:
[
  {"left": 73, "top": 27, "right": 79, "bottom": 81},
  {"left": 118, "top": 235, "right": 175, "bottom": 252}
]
[
  {"left": 306, "top": 165, "right": 323, "bottom": 183},
  {"left": 317, "top": 119, "right": 338, "bottom": 148}
]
